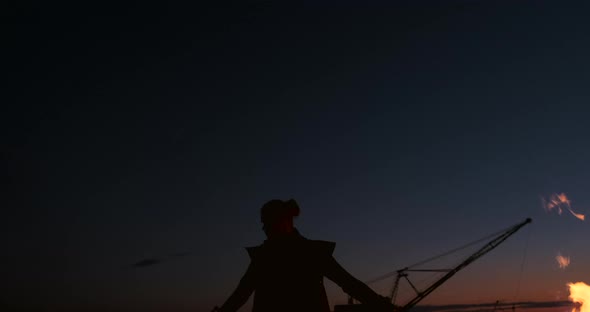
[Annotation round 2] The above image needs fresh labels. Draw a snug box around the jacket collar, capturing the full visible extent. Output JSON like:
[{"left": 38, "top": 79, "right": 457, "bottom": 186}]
[{"left": 263, "top": 228, "right": 305, "bottom": 245}]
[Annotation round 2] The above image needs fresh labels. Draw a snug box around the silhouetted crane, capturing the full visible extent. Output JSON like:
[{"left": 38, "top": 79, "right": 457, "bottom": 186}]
[{"left": 334, "top": 218, "right": 532, "bottom": 312}]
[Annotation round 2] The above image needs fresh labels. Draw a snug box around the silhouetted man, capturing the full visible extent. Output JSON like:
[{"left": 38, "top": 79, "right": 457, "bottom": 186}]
[{"left": 213, "top": 199, "right": 394, "bottom": 312}]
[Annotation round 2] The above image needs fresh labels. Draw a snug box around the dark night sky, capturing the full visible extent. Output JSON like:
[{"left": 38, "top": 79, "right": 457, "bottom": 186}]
[{"left": 4, "top": 1, "right": 590, "bottom": 311}]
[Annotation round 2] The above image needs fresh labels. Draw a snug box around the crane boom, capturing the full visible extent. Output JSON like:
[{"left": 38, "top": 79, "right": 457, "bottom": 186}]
[
  {"left": 398, "top": 217, "right": 531, "bottom": 312},
  {"left": 334, "top": 218, "right": 532, "bottom": 312}
]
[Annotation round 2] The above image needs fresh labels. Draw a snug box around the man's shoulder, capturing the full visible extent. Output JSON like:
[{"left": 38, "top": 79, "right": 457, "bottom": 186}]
[
  {"left": 245, "top": 245, "right": 263, "bottom": 259},
  {"left": 245, "top": 234, "right": 337, "bottom": 259},
  {"left": 305, "top": 239, "right": 336, "bottom": 255}
]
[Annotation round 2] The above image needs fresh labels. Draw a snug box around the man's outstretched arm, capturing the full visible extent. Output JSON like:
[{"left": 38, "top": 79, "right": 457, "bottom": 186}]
[
  {"left": 324, "top": 256, "right": 393, "bottom": 310},
  {"left": 215, "top": 262, "right": 256, "bottom": 312}
]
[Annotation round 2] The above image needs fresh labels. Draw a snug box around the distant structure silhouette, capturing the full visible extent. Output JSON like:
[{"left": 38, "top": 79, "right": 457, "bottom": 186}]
[{"left": 213, "top": 199, "right": 393, "bottom": 312}]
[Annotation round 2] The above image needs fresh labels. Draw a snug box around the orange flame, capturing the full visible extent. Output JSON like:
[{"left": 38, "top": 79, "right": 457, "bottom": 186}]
[
  {"left": 568, "top": 282, "right": 590, "bottom": 312},
  {"left": 542, "top": 193, "right": 585, "bottom": 221},
  {"left": 556, "top": 252, "right": 570, "bottom": 269}
]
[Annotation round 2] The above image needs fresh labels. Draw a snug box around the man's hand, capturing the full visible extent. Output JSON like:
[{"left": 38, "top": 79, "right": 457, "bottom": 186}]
[{"left": 375, "top": 296, "right": 397, "bottom": 312}]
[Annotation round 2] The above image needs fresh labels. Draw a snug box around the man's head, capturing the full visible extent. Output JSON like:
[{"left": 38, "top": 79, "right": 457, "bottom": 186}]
[{"left": 260, "top": 199, "right": 300, "bottom": 238}]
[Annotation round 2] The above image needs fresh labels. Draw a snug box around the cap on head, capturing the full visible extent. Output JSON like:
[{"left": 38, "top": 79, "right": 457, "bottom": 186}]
[{"left": 260, "top": 199, "right": 300, "bottom": 225}]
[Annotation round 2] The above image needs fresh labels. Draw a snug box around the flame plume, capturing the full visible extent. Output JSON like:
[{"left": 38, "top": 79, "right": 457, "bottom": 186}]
[
  {"left": 556, "top": 252, "right": 570, "bottom": 269},
  {"left": 568, "top": 282, "right": 590, "bottom": 312},
  {"left": 542, "top": 193, "right": 585, "bottom": 221}
]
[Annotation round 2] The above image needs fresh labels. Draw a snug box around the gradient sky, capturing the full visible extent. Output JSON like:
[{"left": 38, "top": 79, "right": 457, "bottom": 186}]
[{"left": 4, "top": 1, "right": 590, "bottom": 312}]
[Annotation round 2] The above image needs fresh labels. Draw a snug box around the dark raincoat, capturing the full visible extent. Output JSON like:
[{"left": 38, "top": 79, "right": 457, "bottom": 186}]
[{"left": 218, "top": 229, "right": 389, "bottom": 312}]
